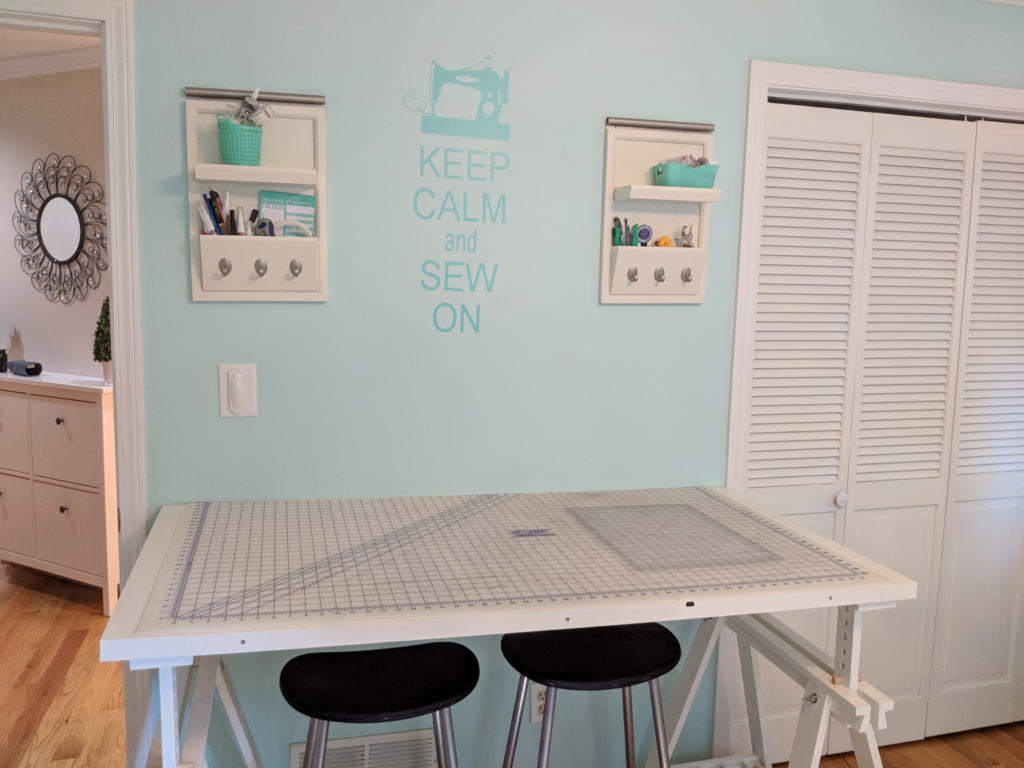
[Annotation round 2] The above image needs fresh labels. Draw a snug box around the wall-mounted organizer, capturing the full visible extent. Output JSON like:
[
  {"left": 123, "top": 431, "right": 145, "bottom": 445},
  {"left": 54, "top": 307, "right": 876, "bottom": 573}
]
[
  {"left": 600, "top": 118, "right": 722, "bottom": 304},
  {"left": 185, "top": 88, "right": 328, "bottom": 302}
]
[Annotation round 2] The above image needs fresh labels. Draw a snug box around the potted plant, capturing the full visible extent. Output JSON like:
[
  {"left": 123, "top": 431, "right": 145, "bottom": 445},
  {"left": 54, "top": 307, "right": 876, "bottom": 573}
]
[{"left": 94, "top": 296, "right": 112, "bottom": 384}]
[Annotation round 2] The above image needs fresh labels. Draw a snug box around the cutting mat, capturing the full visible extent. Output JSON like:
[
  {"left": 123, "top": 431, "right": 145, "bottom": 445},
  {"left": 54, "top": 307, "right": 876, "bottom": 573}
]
[{"left": 138, "top": 487, "right": 872, "bottom": 633}]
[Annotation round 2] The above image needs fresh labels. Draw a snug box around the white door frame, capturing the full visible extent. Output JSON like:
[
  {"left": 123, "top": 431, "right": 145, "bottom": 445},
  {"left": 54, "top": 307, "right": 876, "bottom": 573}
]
[
  {"left": 720, "top": 59, "right": 1024, "bottom": 756},
  {"left": 0, "top": 2, "right": 149, "bottom": 767}
]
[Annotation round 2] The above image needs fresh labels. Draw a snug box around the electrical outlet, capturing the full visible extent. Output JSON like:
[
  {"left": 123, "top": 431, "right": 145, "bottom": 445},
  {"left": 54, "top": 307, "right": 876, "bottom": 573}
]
[{"left": 530, "top": 683, "right": 546, "bottom": 724}]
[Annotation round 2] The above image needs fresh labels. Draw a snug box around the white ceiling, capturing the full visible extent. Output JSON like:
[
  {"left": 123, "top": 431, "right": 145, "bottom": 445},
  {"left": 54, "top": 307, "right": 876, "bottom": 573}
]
[{"left": 0, "top": 27, "right": 99, "bottom": 62}]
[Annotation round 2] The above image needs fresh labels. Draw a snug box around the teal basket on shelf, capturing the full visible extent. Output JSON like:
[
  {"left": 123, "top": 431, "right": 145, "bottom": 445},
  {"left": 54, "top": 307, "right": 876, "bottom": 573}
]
[
  {"left": 652, "top": 162, "right": 719, "bottom": 188},
  {"left": 217, "top": 115, "right": 262, "bottom": 166}
]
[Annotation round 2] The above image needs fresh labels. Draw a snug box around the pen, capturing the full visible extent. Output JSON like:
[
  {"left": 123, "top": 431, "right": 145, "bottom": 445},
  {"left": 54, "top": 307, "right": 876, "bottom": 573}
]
[{"left": 202, "top": 193, "right": 222, "bottom": 235}]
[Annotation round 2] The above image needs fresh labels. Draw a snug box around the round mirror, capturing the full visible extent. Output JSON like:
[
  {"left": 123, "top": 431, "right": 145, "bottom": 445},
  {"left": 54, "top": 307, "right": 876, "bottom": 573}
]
[
  {"left": 12, "top": 154, "right": 107, "bottom": 305},
  {"left": 38, "top": 196, "right": 83, "bottom": 263}
]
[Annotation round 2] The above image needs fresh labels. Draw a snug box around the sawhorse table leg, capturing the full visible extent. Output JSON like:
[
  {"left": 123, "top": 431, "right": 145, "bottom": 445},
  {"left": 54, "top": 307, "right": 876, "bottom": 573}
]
[
  {"left": 644, "top": 604, "right": 894, "bottom": 768},
  {"left": 130, "top": 655, "right": 264, "bottom": 768}
]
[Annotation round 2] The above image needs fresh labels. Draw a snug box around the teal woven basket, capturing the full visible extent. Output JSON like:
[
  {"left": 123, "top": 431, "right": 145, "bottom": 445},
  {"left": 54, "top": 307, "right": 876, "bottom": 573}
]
[
  {"left": 218, "top": 115, "right": 262, "bottom": 166},
  {"left": 652, "top": 163, "right": 718, "bottom": 188}
]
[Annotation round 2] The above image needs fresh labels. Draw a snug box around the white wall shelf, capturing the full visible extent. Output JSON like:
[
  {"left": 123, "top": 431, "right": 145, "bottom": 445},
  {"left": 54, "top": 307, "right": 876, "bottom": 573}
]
[
  {"left": 186, "top": 98, "right": 328, "bottom": 302},
  {"left": 194, "top": 163, "right": 318, "bottom": 187},
  {"left": 601, "top": 126, "right": 720, "bottom": 304},
  {"left": 613, "top": 185, "right": 722, "bottom": 203}
]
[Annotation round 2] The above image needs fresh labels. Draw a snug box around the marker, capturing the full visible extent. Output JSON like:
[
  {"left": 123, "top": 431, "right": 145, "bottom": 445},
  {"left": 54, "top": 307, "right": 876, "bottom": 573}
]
[{"left": 208, "top": 188, "right": 227, "bottom": 234}]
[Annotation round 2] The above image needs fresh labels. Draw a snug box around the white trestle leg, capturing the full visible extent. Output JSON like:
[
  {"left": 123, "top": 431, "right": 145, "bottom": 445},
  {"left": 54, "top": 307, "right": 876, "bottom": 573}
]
[
  {"left": 131, "top": 655, "right": 263, "bottom": 768},
  {"left": 651, "top": 605, "right": 893, "bottom": 768}
]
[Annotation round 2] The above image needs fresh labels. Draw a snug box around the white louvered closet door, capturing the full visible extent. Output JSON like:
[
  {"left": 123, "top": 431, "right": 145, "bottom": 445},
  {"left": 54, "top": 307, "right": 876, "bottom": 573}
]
[
  {"left": 927, "top": 121, "right": 1024, "bottom": 736},
  {"left": 835, "top": 114, "right": 977, "bottom": 750},
  {"left": 721, "top": 103, "right": 873, "bottom": 765}
]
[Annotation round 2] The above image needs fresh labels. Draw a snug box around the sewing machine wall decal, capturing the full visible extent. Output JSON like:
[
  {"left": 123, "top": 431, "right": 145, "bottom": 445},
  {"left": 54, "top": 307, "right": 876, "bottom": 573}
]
[{"left": 405, "top": 56, "right": 510, "bottom": 141}]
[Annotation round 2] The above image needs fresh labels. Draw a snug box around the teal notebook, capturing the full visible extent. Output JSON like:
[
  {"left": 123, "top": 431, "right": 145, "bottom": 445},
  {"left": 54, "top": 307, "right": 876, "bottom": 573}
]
[{"left": 259, "top": 191, "right": 316, "bottom": 237}]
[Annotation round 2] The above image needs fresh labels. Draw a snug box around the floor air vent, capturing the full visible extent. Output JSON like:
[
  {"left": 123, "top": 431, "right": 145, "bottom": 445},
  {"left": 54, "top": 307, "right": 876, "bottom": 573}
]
[{"left": 290, "top": 728, "right": 437, "bottom": 768}]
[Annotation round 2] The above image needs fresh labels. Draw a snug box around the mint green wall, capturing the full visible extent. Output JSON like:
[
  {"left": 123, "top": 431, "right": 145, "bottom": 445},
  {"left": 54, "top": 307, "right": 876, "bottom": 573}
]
[{"left": 132, "top": 1, "right": 1024, "bottom": 766}]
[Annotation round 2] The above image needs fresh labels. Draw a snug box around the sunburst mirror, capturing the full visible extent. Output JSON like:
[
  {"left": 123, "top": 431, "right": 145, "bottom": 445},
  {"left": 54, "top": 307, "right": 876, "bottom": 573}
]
[{"left": 12, "top": 153, "right": 107, "bottom": 305}]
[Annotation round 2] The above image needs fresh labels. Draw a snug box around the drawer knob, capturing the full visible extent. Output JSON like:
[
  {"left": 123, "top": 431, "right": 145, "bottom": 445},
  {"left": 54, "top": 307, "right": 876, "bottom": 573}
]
[
  {"left": 55, "top": 417, "right": 65, "bottom": 425},
  {"left": 59, "top": 506, "right": 68, "bottom": 514}
]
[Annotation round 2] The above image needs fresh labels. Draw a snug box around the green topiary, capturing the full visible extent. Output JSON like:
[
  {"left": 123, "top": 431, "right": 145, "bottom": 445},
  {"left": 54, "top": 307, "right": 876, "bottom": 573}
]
[{"left": 93, "top": 296, "right": 111, "bottom": 363}]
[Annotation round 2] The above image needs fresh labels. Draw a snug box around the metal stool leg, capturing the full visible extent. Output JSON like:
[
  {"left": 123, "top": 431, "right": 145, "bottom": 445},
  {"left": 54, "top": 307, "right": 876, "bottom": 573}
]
[
  {"left": 622, "top": 686, "right": 636, "bottom": 768},
  {"left": 441, "top": 707, "right": 460, "bottom": 768},
  {"left": 648, "top": 680, "right": 670, "bottom": 768},
  {"left": 432, "top": 710, "right": 448, "bottom": 768},
  {"left": 503, "top": 675, "right": 530, "bottom": 768},
  {"left": 303, "top": 718, "right": 329, "bottom": 768},
  {"left": 537, "top": 686, "right": 557, "bottom": 768}
]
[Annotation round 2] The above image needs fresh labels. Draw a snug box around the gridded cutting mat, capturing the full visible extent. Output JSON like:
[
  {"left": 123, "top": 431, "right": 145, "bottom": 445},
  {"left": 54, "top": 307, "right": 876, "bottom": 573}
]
[{"left": 141, "top": 487, "right": 869, "bottom": 631}]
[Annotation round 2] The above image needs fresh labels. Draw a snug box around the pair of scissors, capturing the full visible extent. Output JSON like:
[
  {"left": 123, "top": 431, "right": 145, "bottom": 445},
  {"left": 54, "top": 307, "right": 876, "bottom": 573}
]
[
  {"left": 613, "top": 216, "right": 623, "bottom": 246},
  {"left": 254, "top": 218, "right": 275, "bottom": 236}
]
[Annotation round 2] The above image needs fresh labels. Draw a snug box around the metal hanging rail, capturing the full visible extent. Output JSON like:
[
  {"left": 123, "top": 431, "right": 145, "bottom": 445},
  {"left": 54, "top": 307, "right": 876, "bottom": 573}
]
[
  {"left": 184, "top": 87, "right": 326, "bottom": 106},
  {"left": 606, "top": 117, "right": 714, "bottom": 133}
]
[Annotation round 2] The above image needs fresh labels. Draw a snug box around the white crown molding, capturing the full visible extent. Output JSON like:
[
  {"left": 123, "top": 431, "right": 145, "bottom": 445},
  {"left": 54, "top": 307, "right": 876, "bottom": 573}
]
[{"left": 0, "top": 45, "right": 101, "bottom": 80}]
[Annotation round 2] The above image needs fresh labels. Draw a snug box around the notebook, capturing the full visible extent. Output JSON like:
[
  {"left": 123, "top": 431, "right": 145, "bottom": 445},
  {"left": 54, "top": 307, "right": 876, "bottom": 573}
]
[{"left": 258, "top": 191, "right": 316, "bottom": 237}]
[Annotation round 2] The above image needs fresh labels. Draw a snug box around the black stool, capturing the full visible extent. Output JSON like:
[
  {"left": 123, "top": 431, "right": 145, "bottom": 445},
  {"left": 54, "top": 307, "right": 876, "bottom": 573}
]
[
  {"left": 280, "top": 642, "right": 480, "bottom": 768},
  {"left": 501, "top": 624, "right": 682, "bottom": 768}
]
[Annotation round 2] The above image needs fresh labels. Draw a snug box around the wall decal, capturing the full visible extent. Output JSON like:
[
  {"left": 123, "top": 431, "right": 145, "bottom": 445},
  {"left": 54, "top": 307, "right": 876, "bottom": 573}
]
[{"left": 405, "top": 56, "right": 509, "bottom": 141}]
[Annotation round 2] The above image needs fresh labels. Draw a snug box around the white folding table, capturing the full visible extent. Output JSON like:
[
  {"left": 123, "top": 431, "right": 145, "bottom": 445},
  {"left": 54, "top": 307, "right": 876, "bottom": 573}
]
[{"left": 101, "top": 487, "right": 916, "bottom": 768}]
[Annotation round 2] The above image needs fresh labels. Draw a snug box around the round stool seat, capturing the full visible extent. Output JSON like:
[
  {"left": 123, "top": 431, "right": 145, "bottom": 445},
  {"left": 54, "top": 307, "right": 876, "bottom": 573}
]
[
  {"left": 280, "top": 642, "right": 479, "bottom": 724},
  {"left": 501, "top": 623, "right": 681, "bottom": 691}
]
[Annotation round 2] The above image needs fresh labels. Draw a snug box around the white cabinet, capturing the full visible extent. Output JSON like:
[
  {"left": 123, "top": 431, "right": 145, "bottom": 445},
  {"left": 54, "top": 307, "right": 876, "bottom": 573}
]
[
  {"left": 34, "top": 480, "right": 107, "bottom": 576},
  {"left": 0, "top": 390, "right": 30, "bottom": 474},
  {"left": 30, "top": 395, "right": 103, "bottom": 487},
  {"left": 0, "top": 472, "right": 35, "bottom": 557},
  {"left": 0, "top": 371, "right": 119, "bottom": 615}
]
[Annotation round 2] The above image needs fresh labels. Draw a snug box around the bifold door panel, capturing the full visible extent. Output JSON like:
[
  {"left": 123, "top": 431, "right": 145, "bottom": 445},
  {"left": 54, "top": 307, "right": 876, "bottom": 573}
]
[{"left": 729, "top": 103, "right": 1024, "bottom": 757}]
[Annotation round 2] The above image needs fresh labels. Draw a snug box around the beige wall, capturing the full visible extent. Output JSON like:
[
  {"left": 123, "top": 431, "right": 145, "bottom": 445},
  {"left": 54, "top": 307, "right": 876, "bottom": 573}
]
[{"left": 0, "top": 68, "right": 107, "bottom": 377}]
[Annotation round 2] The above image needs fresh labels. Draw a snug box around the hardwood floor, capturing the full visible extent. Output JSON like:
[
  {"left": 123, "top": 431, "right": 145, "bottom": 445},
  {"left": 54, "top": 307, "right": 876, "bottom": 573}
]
[
  {"left": 0, "top": 561, "right": 125, "bottom": 768},
  {"left": 1, "top": 557, "right": 1022, "bottom": 768},
  {"left": 779, "top": 722, "right": 1024, "bottom": 768}
]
